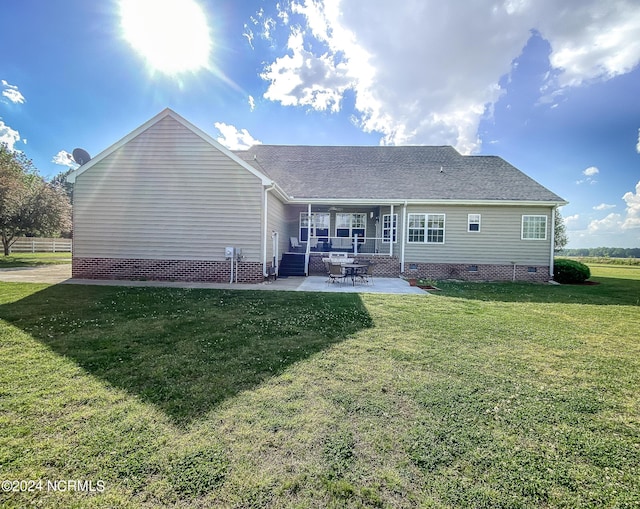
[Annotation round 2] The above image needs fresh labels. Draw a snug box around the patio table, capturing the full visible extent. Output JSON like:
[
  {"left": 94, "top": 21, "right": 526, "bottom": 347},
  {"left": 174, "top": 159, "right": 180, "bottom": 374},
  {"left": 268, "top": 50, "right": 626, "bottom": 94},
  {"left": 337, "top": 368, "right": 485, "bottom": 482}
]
[
  {"left": 341, "top": 263, "right": 368, "bottom": 286},
  {"left": 321, "top": 257, "right": 354, "bottom": 264}
]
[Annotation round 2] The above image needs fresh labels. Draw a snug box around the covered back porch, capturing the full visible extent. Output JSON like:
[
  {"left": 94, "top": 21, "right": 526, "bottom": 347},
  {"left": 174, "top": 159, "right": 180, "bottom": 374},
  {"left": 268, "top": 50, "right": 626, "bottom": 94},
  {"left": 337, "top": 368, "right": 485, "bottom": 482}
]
[{"left": 279, "top": 203, "right": 404, "bottom": 277}]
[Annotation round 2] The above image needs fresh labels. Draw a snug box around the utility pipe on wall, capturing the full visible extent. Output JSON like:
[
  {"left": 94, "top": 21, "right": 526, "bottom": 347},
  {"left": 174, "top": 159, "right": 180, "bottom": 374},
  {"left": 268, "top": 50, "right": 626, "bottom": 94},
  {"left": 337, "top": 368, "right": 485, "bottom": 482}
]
[{"left": 272, "top": 231, "right": 279, "bottom": 276}]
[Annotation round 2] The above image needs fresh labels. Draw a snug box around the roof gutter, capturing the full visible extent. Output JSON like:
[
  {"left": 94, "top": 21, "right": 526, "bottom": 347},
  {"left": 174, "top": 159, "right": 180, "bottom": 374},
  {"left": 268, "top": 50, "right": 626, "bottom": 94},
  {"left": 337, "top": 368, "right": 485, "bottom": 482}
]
[{"left": 285, "top": 198, "right": 568, "bottom": 207}]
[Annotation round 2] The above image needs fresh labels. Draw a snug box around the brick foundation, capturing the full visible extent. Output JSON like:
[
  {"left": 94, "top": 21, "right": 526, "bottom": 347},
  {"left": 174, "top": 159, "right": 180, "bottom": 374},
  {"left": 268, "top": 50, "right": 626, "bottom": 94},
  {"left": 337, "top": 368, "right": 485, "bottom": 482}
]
[
  {"left": 72, "top": 257, "right": 265, "bottom": 284},
  {"left": 309, "top": 254, "right": 549, "bottom": 282},
  {"left": 403, "top": 262, "right": 550, "bottom": 283},
  {"left": 73, "top": 256, "right": 550, "bottom": 284}
]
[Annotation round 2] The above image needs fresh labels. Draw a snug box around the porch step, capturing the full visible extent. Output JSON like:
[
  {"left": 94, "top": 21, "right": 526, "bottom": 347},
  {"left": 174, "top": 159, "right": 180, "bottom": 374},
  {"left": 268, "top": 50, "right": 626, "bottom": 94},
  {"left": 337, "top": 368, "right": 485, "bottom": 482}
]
[{"left": 279, "top": 253, "right": 306, "bottom": 276}]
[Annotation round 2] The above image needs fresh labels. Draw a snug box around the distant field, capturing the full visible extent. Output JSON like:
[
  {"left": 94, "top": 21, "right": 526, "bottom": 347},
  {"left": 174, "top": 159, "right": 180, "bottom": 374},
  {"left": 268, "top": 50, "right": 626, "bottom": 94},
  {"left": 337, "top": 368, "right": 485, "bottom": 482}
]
[
  {"left": 0, "top": 262, "right": 638, "bottom": 507},
  {"left": 588, "top": 262, "right": 640, "bottom": 281},
  {"left": 561, "top": 255, "right": 640, "bottom": 266}
]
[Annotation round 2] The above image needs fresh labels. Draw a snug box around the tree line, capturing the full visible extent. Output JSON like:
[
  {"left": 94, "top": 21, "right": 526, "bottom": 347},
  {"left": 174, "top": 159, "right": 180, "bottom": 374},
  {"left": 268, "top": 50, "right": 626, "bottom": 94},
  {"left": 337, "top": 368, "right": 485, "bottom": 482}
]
[
  {"left": 1, "top": 144, "right": 72, "bottom": 255},
  {"left": 559, "top": 247, "right": 640, "bottom": 258}
]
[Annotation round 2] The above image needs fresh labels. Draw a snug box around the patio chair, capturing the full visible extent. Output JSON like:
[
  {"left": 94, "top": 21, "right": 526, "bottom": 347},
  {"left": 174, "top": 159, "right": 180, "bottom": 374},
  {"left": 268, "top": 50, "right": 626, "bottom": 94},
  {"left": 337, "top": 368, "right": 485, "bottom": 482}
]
[
  {"left": 327, "top": 262, "right": 346, "bottom": 284},
  {"left": 309, "top": 237, "right": 319, "bottom": 251},
  {"left": 290, "top": 237, "right": 302, "bottom": 252},
  {"left": 357, "top": 261, "right": 374, "bottom": 285}
]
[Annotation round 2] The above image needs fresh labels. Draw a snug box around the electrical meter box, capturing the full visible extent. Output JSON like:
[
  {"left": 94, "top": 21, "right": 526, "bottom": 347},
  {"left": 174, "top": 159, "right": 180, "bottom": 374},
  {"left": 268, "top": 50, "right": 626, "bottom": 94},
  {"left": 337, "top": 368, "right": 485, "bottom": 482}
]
[{"left": 225, "top": 247, "right": 235, "bottom": 259}]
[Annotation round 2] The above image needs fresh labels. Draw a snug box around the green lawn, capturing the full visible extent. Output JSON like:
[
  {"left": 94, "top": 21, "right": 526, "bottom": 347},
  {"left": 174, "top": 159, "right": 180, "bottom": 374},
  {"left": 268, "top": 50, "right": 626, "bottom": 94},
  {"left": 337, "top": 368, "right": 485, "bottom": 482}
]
[
  {"left": 1, "top": 264, "right": 639, "bottom": 508},
  {"left": 0, "top": 252, "right": 71, "bottom": 267}
]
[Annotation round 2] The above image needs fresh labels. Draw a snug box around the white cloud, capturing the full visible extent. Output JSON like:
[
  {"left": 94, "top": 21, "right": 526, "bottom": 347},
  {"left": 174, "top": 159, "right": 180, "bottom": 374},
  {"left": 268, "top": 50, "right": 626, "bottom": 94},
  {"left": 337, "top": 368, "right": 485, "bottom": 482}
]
[
  {"left": 276, "top": 2, "right": 289, "bottom": 24},
  {"left": 543, "top": 1, "right": 640, "bottom": 89},
  {"left": 245, "top": 7, "right": 280, "bottom": 46},
  {"left": 572, "top": 181, "right": 640, "bottom": 247},
  {"left": 1, "top": 80, "right": 25, "bottom": 104},
  {"left": 564, "top": 213, "right": 581, "bottom": 225},
  {"left": 588, "top": 212, "right": 623, "bottom": 234},
  {"left": 593, "top": 203, "right": 616, "bottom": 210},
  {"left": 636, "top": 128, "right": 640, "bottom": 154},
  {"left": 577, "top": 166, "right": 599, "bottom": 184},
  {"left": 242, "top": 25, "right": 255, "bottom": 49},
  {"left": 622, "top": 180, "right": 640, "bottom": 229},
  {"left": 213, "top": 122, "right": 262, "bottom": 150},
  {"left": 261, "top": 28, "right": 352, "bottom": 114},
  {"left": 248, "top": 95, "right": 255, "bottom": 111},
  {"left": 0, "top": 119, "right": 21, "bottom": 151},
  {"left": 257, "top": 0, "right": 640, "bottom": 153},
  {"left": 51, "top": 150, "right": 80, "bottom": 168}
]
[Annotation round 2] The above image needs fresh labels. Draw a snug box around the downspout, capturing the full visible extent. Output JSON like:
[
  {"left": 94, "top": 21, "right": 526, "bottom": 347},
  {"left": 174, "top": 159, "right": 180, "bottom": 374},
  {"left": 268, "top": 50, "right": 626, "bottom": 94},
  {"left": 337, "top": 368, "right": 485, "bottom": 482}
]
[
  {"left": 549, "top": 206, "right": 556, "bottom": 280},
  {"left": 305, "top": 203, "right": 311, "bottom": 275},
  {"left": 401, "top": 201, "right": 407, "bottom": 274},
  {"left": 263, "top": 184, "right": 275, "bottom": 277}
]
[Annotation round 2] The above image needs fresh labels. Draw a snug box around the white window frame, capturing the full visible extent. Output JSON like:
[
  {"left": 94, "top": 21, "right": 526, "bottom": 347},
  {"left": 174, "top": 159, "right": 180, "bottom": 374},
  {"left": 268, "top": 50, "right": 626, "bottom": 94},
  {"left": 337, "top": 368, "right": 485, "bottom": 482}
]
[
  {"left": 300, "top": 212, "right": 330, "bottom": 241},
  {"left": 408, "top": 213, "right": 425, "bottom": 243},
  {"left": 427, "top": 214, "right": 445, "bottom": 243},
  {"left": 382, "top": 213, "right": 398, "bottom": 243},
  {"left": 468, "top": 213, "right": 481, "bottom": 232},
  {"left": 407, "top": 213, "right": 445, "bottom": 244},
  {"left": 521, "top": 215, "right": 547, "bottom": 240},
  {"left": 335, "top": 212, "right": 366, "bottom": 241}
]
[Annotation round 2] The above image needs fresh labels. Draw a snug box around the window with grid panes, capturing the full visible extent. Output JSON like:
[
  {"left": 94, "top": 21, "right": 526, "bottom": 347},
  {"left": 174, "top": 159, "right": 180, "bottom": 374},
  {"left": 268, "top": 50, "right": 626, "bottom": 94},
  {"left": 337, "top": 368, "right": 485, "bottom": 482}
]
[
  {"left": 382, "top": 213, "right": 397, "bottom": 243},
  {"left": 521, "top": 215, "right": 547, "bottom": 240}
]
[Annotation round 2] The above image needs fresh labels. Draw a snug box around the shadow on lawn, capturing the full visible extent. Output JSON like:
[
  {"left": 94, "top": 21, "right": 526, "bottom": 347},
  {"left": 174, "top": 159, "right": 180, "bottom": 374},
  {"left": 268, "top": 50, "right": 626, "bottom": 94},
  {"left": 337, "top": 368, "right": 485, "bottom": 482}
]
[
  {"left": 0, "top": 284, "right": 373, "bottom": 426},
  {"left": 436, "top": 275, "right": 640, "bottom": 306}
]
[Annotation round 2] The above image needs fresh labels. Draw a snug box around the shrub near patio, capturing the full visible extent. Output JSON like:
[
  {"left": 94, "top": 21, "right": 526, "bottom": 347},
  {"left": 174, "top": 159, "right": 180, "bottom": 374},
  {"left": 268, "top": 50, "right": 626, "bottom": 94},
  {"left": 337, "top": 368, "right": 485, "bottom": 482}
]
[
  {"left": 554, "top": 258, "right": 591, "bottom": 284},
  {"left": 0, "top": 264, "right": 639, "bottom": 508}
]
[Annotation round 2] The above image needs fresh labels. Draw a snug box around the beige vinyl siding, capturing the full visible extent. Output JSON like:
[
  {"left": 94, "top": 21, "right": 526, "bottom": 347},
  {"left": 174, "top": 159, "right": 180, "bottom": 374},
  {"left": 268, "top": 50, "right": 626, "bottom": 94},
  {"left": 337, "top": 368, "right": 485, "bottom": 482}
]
[
  {"left": 266, "top": 191, "right": 287, "bottom": 263},
  {"left": 404, "top": 205, "right": 553, "bottom": 265},
  {"left": 73, "top": 116, "right": 263, "bottom": 262}
]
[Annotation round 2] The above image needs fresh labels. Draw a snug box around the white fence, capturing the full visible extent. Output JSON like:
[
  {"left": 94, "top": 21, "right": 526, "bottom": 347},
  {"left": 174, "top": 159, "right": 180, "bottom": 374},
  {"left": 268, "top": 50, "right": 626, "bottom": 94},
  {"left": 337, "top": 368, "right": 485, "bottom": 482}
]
[{"left": 10, "top": 237, "right": 72, "bottom": 253}]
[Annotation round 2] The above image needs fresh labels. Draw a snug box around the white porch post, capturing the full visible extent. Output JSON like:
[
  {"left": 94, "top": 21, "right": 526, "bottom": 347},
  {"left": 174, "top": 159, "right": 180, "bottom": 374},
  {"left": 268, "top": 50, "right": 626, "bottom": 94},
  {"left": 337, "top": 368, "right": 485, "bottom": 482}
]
[
  {"left": 305, "top": 203, "right": 311, "bottom": 276},
  {"left": 401, "top": 202, "right": 407, "bottom": 273},
  {"left": 262, "top": 185, "right": 273, "bottom": 277},
  {"left": 389, "top": 204, "right": 394, "bottom": 257}
]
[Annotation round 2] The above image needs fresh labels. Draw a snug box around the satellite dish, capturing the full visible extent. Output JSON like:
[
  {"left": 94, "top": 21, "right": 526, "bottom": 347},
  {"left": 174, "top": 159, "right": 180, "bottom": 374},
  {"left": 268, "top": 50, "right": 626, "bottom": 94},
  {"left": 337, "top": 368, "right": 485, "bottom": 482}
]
[{"left": 72, "top": 148, "right": 91, "bottom": 166}]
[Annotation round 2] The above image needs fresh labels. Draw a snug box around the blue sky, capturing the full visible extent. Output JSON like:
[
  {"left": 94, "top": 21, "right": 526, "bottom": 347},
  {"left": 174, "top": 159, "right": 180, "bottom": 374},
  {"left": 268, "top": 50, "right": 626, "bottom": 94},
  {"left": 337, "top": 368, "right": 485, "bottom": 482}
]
[{"left": 1, "top": 0, "right": 639, "bottom": 248}]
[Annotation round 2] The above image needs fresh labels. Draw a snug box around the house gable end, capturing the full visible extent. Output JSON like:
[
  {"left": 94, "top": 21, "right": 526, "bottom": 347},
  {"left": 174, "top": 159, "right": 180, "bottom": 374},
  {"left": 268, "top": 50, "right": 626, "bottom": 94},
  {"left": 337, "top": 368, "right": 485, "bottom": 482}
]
[{"left": 67, "top": 108, "right": 272, "bottom": 186}]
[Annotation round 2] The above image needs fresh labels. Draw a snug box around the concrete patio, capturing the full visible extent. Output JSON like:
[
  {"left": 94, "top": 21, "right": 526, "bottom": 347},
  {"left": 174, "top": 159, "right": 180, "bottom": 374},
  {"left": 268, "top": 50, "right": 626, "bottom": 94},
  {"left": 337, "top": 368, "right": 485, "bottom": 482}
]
[
  {"left": 0, "top": 265, "right": 429, "bottom": 295},
  {"left": 65, "top": 275, "right": 428, "bottom": 295}
]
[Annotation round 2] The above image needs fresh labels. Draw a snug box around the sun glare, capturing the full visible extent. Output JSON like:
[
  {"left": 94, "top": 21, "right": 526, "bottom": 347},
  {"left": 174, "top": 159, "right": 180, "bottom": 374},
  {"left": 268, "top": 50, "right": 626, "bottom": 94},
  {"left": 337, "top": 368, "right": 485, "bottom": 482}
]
[{"left": 120, "top": 0, "right": 212, "bottom": 75}]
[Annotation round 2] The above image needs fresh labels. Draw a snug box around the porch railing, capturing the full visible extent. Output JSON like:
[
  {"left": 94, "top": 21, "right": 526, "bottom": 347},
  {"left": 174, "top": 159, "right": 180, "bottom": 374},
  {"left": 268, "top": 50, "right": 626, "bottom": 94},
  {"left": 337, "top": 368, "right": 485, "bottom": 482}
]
[{"left": 306, "top": 236, "right": 395, "bottom": 256}]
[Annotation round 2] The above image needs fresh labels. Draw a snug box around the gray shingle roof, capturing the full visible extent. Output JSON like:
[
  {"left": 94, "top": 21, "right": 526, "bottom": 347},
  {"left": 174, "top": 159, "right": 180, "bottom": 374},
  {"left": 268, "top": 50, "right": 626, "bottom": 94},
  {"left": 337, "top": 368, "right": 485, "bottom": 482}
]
[{"left": 234, "top": 145, "right": 565, "bottom": 203}]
